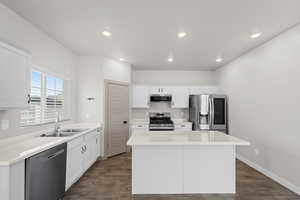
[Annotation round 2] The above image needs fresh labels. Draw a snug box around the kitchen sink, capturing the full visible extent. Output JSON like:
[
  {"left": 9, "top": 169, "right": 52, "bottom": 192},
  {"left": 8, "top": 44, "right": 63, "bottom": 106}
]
[{"left": 40, "top": 128, "right": 88, "bottom": 137}]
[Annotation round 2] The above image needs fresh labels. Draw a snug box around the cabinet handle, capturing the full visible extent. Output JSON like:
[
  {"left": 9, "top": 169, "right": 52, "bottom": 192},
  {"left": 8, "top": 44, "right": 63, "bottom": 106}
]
[
  {"left": 81, "top": 146, "right": 84, "bottom": 154},
  {"left": 84, "top": 145, "right": 87, "bottom": 152},
  {"left": 96, "top": 138, "right": 98, "bottom": 144}
]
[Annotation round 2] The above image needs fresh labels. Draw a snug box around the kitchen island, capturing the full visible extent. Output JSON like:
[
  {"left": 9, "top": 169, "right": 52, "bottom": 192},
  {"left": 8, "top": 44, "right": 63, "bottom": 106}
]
[{"left": 127, "top": 131, "right": 250, "bottom": 194}]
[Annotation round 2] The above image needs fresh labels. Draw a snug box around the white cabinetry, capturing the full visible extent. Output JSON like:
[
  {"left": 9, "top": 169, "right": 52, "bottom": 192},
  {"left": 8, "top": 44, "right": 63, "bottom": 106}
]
[
  {"left": 189, "top": 86, "right": 220, "bottom": 95},
  {"left": 66, "top": 137, "right": 84, "bottom": 190},
  {"left": 83, "top": 131, "right": 99, "bottom": 171},
  {"left": 169, "top": 87, "right": 189, "bottom": 108},
  {"left": 131, "top": 124, "right": 149, "bottom": 132},
  {"left": 149, "top": 86, "right": 189, "bottom": 108},
  {"left": 149, "top": 87, "right": 172, "bottom": 95},
  {"left": 66, "top": 130, "right": 100, "bottom": 190},
  {"left": 174, "top": 123, "right": 192, "bottom": 131},
  {"left": 0, "top": 41, "right": 31, "bottom": 110},
  {"left": 132, "top": 85, "right": 149, "bottom": 108},
  {"left": 0, "top": 161, "right": 25, "bottom": 200},
  {"left": 132, "top": 85, "right": 220, "bottom": 109}
]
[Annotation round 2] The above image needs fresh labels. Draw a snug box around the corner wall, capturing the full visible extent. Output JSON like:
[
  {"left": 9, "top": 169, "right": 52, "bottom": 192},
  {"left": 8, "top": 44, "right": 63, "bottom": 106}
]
[
  {"left": 77, "top": 56, "right": 132, "bottom": 123},
  {"left": 216, "top": 24, "right": 300, "bottom": 193}
]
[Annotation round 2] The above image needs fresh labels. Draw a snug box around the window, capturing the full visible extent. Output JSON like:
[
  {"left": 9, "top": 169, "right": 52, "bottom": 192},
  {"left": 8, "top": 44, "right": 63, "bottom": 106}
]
[{"left": 21, "top": 70, "right": 69, "bottom": 126}]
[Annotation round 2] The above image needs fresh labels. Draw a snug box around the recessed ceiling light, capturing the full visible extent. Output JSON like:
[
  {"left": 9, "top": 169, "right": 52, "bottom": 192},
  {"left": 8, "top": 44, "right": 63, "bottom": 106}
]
[
  {"left": 250, "top": 32, "right": 262, "bottom": 39},
  {"left": 177, "top": 32, "right": 187, "bottom": 38},
  {"left": 102, "top": 31, "right": 112, "bottom": 37},
  {"left": 119, "top": 58, "right": 124, "bottom": 62},
  {"left": 168, "top": 57, "right": 174, "bottom": 62},
  {"left": 216, "top": 58, "right": 223, "bottom": 63}
]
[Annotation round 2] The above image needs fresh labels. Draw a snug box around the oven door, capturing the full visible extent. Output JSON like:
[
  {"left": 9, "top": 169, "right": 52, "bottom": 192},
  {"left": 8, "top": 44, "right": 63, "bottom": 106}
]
[{"left": 210, "top": 95, "right": 227, "bottom": 131}]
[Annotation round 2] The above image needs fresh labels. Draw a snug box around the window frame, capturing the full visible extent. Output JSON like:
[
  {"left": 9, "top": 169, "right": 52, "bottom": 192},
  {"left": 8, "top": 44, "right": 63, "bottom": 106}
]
[{"left": 21, "top": 68, "right": 71, "bottom": 127}]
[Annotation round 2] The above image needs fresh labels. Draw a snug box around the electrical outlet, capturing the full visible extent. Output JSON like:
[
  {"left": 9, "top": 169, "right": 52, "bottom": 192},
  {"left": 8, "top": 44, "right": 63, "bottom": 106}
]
[{"left": 1, "top": 120, "right": 9, "bottom": 130}]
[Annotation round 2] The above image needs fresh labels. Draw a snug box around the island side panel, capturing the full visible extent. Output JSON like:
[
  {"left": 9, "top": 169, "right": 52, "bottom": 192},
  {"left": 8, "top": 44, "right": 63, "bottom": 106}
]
[
  {"left": 183, "top": 145, "right": 236, "bottom": 193},
  {"left": 132, "top": 145, "right": 184, "bottom": 194}
]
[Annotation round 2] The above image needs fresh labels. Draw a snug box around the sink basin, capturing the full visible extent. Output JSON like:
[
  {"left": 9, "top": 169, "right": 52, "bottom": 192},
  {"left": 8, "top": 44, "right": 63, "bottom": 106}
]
[{"left": 40, "top": 128, "right": 89, "bottom": 137}]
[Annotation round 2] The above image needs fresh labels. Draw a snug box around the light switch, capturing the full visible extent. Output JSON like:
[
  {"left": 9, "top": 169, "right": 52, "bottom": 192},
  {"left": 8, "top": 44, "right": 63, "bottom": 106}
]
[{"left": 1, "top": 120, "right": 9, "bottom": 130}]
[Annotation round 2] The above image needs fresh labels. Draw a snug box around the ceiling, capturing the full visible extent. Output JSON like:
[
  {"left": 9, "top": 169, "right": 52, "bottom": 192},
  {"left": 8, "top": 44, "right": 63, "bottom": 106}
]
[{"left": 1, "top": 0, "right": 300, "bottom": 70}]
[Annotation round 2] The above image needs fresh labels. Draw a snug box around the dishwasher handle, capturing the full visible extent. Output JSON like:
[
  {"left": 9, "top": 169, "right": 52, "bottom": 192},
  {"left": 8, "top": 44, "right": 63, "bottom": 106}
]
[{"left": 47, "top": 149, "right": 65, "bottom": 160}]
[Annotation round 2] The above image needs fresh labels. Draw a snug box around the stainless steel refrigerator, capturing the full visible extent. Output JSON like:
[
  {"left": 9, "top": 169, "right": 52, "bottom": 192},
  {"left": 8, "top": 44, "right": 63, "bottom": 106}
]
[{"left": 189, "top": 94, "right": 227, "bottom": 133}]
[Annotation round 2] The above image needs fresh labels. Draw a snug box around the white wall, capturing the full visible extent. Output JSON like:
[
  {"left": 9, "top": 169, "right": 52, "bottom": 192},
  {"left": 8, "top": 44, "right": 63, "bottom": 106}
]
[
  {"left": 77, "top": 56, "right": 131, "bottom": 123},
  {"left": 0, "top": 3, "right": 78, "bottom": 139},
  {"left": 216, "top": 24, "right": 300, "bottom": 193},
  {"left": 132, "top": 70, "right": 216, "bottom": 85}
]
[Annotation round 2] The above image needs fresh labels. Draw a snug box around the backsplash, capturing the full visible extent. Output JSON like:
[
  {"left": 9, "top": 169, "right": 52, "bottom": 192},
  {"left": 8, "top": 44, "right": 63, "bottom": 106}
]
[
  {"left": 0, "top": 110, "right": 74, "bottom": 140},
  {"left": 132, "top": 103, "right": 189, "bottom": 121}
]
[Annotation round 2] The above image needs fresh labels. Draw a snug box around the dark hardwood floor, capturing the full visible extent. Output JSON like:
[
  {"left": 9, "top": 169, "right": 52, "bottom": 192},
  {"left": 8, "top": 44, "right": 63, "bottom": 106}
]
[{"left": 64, "top": 153, "right": 300, "bottom": 200}]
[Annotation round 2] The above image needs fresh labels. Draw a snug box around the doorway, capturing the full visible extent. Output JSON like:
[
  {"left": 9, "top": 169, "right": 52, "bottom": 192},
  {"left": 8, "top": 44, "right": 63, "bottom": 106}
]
[{"left": 105, "top": 80, "right": 129, "bottom": 157}]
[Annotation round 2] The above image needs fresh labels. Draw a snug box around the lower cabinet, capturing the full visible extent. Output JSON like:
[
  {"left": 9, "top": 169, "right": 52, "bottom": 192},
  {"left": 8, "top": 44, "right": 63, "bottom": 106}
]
[
  {"left": 66, "top": 130, "right": 101, "bottom": 190},
  {"left": 174, "top": 123, "right": 192, "bottom": 132},
  {"left": 0, "top": 161, "right": 25, "bottom": 200}
]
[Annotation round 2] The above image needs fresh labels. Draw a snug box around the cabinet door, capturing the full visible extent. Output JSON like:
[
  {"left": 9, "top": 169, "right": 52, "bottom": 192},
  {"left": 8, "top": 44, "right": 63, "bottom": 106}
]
[
  {"left": 96, "top": 134, "right": 101, "bottom": 158},
  {"left": 189, "top": 86, "right": 220, "bottom": 95},
  {"left": 160, "top": 87, "right": 172, "bottom": 95},
  {"left": 0, "top": 42, "right": 31, "bottom": 110},
  {"left": 174, "top": 124, "right": 193, "bottom": 131},
  {"left": 131, "top": 125, "right": 149, "bottom": 135},
  {"left": 149, "top": 87, "right": 161, "bottom": 95},
  {"left": 83, "top": 131, "right": 98, "bottom": 171},
  {"left": 170, "top": 87, "right": 189, "bottom": 108},
  {"left": 132, "top": 85, "right": 149, "bottom": 108},
  {"left": 66, "top": 143, "right": 84, "bottom": 190}
]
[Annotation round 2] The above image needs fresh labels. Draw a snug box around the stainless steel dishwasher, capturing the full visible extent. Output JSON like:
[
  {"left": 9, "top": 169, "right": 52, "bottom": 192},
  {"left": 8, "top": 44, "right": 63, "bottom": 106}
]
[{"left": 25, "top": 143, "right": 67, "bottom": 200}]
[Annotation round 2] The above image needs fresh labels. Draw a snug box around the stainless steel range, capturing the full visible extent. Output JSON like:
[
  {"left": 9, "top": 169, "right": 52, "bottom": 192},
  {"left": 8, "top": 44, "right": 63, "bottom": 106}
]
[{"left": 149, "top": 112, "right": 174, "bottom": 131}]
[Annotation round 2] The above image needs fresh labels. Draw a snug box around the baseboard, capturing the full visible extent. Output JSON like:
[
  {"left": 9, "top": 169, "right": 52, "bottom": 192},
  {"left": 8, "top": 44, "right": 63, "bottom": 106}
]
[{"left": 236, "top": 154, "right": 300, "bottom": 195}]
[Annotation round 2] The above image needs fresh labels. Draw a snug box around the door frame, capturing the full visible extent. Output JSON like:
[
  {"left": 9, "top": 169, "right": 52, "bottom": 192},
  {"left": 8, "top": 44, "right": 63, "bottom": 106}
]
[{"left": 104, "top": 79, "right": 130, "bottom": 158}]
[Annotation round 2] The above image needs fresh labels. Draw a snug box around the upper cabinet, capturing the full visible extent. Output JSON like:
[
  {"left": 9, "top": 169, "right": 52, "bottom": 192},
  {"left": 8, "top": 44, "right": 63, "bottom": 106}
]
[
  {"left": 170, "top": 87, "right": 189, "bottom": 108},
  {"left": 132, "top": 85, "right": 149, "bottom": 108},
  {"left": 149, "top": 86, "right": 189, "bottom": 108},
  {"left": 149, "top": 87, "right": 172, "bottom": 95},
  {"left": 0, "top": 41, "right": 31, "bottom": 110},
  {"left": 189, "top": 86, "right": 220, "bottom": 95},
  {"left": 132, "top": 85, "right": 220, "bottom": 109}
]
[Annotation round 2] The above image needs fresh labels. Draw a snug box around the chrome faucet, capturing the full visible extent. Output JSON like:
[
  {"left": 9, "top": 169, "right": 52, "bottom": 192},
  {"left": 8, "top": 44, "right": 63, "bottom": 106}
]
[{"left": 54, "top": 112, "right": 61, "bottom": 136}]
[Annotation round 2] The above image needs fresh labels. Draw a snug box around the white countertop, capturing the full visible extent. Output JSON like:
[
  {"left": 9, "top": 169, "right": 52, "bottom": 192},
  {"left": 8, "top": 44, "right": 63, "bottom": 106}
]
[
  {"left": 0, "top": 123, "right": 102, "bottom": 166},
  {"left": 127, "top": 131, "right": 250, "bottom": 146}
]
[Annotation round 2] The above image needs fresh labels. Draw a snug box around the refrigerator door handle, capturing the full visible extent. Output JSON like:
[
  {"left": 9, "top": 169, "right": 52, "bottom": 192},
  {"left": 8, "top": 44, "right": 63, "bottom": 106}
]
[{"left": 210, "top": 97, "right": 214, "bottom": 128}]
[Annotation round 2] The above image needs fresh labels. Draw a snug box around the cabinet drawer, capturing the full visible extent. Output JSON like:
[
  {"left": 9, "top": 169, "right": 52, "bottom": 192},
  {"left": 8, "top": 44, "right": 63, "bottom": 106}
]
[
  {"left": 84, "top": 130, "right": 99, "bottom": 140},
  {"left": 67, "top": 136, "right": 84, "bottom": 150},
  {"left": 175, "top": 124, "right": 192, "bottom": 130},
  {"left": 131, "top": 124, "right": 149, "bottom": 129}
]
